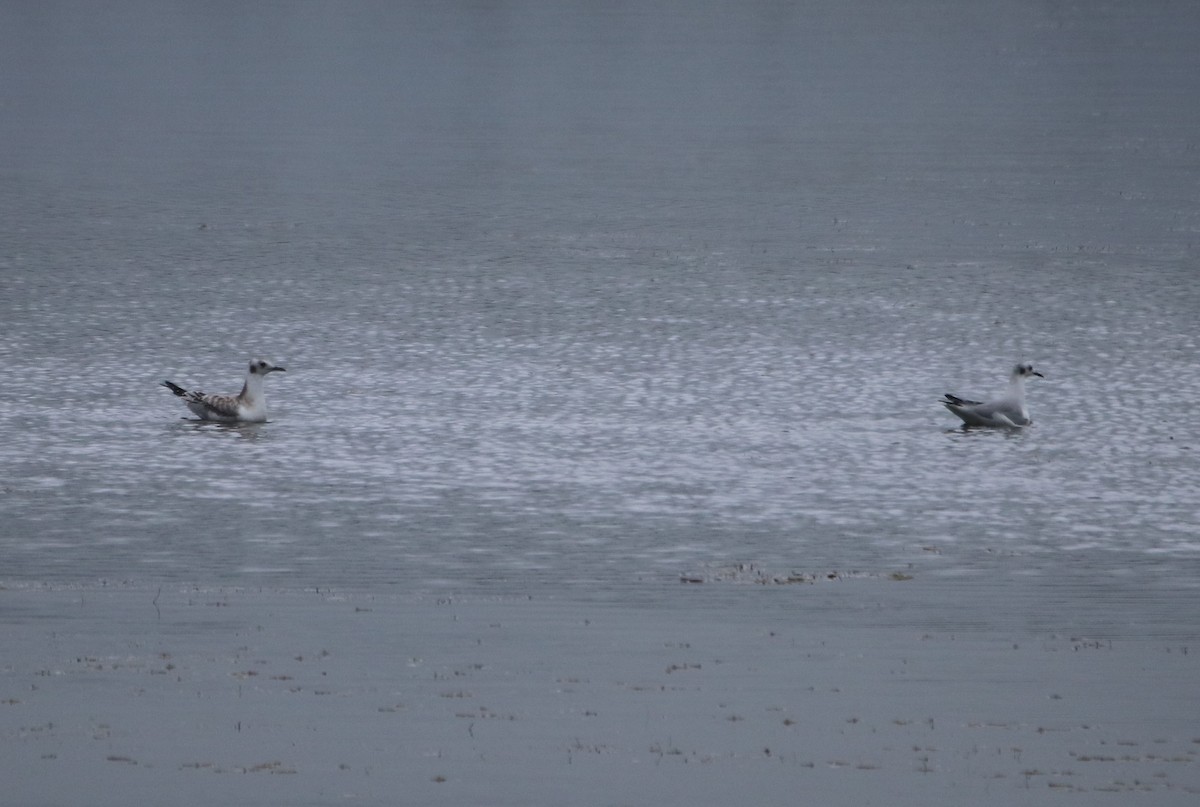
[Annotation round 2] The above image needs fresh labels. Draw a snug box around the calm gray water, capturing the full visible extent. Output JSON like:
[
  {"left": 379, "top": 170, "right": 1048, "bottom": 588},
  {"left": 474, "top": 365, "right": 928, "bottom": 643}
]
[{"left": 2, "top": 2, "right": 1199, "bottom": 604}]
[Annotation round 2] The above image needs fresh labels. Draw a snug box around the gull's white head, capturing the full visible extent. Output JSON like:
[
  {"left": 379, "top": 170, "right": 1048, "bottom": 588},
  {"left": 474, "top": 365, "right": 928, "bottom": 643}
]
[
  {"left": 1011, "top": 363, "right": 1043, "bottom": 382},
  {"left": 248, "top": 358, "right": 286, "bottom": 377}
]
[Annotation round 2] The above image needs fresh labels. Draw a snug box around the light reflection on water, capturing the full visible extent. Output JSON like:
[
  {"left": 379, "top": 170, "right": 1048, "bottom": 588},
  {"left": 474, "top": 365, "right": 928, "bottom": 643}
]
[{"left": 3, "top": 284, "right": 1197, "bottom": 596}]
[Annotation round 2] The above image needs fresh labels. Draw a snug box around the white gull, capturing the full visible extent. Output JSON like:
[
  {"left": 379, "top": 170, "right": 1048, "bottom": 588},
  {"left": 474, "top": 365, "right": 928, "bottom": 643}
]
[
  {"left": 162, "top": 359, "right": 286, "bottom": 422},
  {"left": 940, "top": 363, "right": 1043, "bottom": 428}
]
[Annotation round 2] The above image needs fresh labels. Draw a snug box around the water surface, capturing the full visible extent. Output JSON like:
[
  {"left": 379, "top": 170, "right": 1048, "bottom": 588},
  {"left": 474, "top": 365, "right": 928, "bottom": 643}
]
[{"left": 2, "top": 2, "right": 1198, "bottom": 617}]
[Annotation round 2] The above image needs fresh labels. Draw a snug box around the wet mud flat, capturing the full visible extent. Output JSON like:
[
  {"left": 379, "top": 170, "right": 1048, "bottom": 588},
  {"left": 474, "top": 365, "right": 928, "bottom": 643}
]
[{"left": 2, "top": 580, "right": 1198, "bottom": 806}]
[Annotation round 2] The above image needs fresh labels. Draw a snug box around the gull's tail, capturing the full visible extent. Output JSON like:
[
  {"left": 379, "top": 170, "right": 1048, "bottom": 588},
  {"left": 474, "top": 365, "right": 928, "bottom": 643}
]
[
  {"left": 940, "top": 393, "right": 982, "bottom": 407},
  {"left": 162, "top": 380, "right": 189, "bottom": 397}
]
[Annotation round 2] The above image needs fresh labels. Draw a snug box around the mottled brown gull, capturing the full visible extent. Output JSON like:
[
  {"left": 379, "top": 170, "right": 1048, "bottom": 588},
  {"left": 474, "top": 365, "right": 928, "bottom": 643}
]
[{"left": 162, "top": 359, "right": 286, "bottom": 422}]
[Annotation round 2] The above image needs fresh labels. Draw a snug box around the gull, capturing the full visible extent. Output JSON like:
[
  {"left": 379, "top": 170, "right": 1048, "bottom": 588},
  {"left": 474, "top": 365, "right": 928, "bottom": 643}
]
[
  {"left": 162, "top": 359, "right": 286, "bottom": 422},
  {"left": 940, "top": 363, "right": 1043, "bottom": 428}
]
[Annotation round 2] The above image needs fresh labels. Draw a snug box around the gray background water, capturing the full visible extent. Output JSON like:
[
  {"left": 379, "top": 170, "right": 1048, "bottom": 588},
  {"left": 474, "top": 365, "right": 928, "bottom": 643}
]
[{"left": 2, "top": 1, "right": 1198, "bottom": 609}]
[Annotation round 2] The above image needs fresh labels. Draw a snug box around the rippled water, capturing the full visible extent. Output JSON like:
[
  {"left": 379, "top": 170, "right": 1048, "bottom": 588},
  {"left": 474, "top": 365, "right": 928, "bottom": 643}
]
[{"left": 2, "top": 1, "right": 1199, "bottom": 601}]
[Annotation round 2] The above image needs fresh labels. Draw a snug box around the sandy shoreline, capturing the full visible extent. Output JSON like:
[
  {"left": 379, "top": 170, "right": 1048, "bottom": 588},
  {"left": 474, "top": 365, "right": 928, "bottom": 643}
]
[{"left": 3, "top": 579, "right": 1198, "bottom": 806}]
